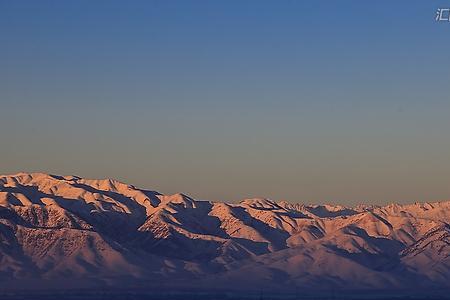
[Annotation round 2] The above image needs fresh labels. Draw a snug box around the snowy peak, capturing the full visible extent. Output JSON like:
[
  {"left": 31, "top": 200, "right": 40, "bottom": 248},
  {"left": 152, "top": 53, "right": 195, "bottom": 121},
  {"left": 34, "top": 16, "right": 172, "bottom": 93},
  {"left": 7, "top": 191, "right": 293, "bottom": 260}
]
[
  {"left": 240, "top": 198, "right": 282, "bottom": 210},
  {"left": 0, "top": 172, "right": 450, "bottom": 292}
]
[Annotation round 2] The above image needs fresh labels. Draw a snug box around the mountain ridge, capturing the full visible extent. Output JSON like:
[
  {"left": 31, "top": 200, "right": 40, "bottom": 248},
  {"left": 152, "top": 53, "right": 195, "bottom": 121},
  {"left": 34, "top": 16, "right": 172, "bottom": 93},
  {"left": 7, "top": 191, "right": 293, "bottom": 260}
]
[{"left": 0, "top": 172, "right": 450, "bottom": 292}]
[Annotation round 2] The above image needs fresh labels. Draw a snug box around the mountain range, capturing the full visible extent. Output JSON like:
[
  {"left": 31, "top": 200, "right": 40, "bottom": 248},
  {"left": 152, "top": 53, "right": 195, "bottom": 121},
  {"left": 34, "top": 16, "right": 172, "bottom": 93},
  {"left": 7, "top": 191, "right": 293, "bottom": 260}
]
[{"left": 1, "top": 172, "right": 450, "bottom": 296}]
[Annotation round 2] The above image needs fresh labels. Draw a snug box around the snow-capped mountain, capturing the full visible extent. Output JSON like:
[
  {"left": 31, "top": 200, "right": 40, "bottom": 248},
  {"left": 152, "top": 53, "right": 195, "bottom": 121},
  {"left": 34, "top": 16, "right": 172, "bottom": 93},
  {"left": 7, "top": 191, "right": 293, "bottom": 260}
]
[{"left": 1, "top": 172, "right": 450, "bottom": 293}]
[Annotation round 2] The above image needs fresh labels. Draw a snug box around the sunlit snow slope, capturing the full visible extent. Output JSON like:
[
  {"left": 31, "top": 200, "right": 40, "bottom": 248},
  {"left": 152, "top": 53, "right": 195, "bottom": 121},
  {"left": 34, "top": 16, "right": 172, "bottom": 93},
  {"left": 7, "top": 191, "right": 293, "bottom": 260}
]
[{"left": 1, "top": 173, "right": 449, "bottom": 291}]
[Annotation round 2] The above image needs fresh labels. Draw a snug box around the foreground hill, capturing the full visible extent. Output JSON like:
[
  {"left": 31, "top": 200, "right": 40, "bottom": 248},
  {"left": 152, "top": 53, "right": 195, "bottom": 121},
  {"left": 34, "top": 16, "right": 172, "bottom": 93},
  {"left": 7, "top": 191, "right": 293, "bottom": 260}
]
[{"left": 0, "top": 172, "right": 449, "bottom": 293}]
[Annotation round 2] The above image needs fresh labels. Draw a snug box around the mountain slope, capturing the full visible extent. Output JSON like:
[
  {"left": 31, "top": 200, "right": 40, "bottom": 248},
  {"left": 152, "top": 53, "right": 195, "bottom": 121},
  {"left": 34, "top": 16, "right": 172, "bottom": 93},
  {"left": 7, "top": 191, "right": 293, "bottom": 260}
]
[{"left": 0, "top": 172, "right": 449, "bottom": 292}]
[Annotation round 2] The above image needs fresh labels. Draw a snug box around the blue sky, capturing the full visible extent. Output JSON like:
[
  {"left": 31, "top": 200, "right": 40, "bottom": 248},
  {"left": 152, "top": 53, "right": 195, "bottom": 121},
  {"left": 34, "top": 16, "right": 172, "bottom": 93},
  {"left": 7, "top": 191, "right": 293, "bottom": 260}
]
[{"left": 1, "top": 1, "right": 450, "bottom": 205}]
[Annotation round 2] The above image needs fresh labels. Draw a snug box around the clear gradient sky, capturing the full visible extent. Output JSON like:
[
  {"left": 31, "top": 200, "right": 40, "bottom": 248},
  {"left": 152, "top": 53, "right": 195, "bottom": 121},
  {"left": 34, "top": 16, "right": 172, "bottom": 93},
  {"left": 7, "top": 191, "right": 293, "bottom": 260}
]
[{"left": 1, "top": 1, "right": 450, "bottom": 205}]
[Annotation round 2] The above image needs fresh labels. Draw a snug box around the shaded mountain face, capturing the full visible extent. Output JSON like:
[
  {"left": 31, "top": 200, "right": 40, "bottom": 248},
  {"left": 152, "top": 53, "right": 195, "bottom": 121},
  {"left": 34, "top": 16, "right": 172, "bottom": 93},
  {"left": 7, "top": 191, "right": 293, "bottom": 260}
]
[{"left": 0, "top": 173, "right": 450, "bottom": 292}]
